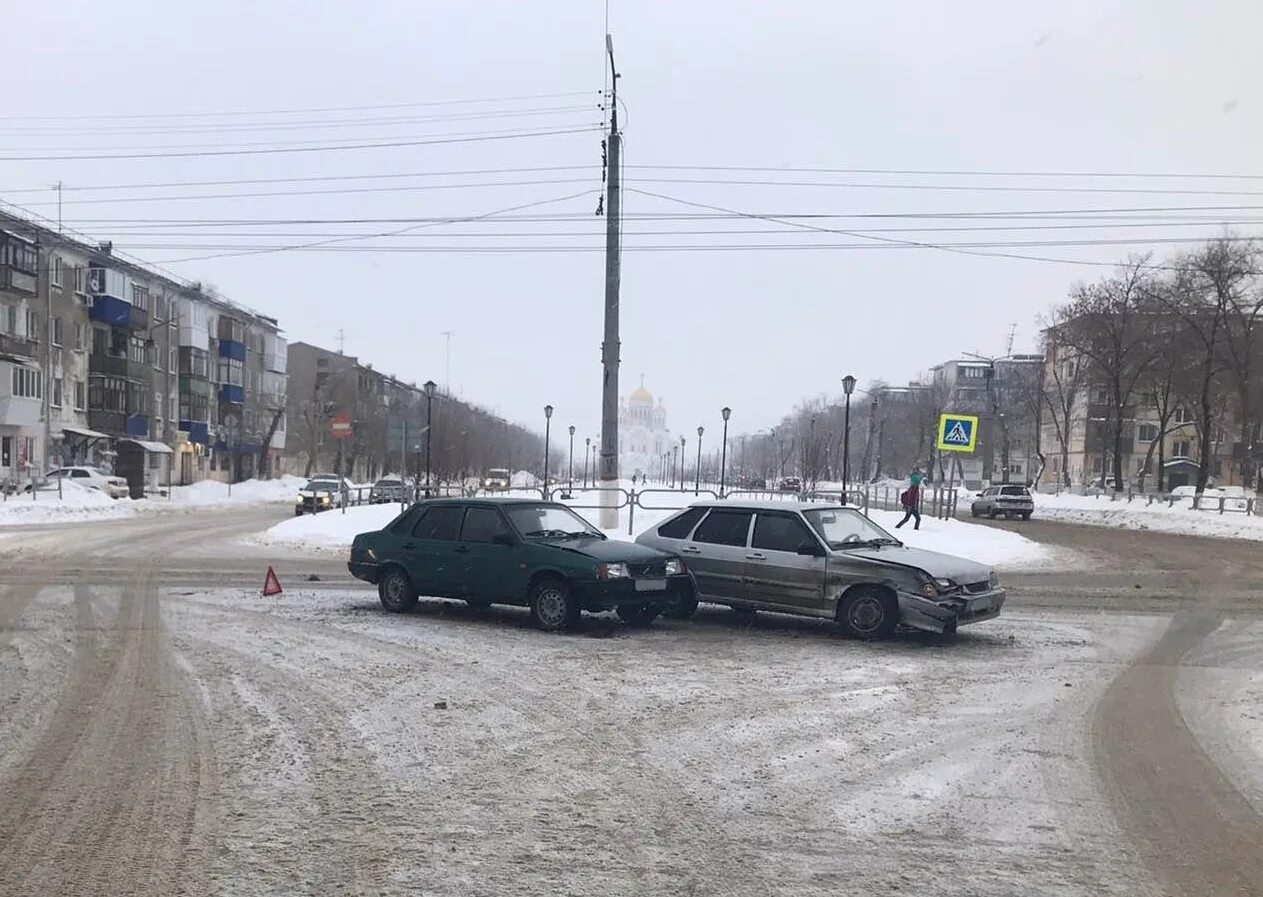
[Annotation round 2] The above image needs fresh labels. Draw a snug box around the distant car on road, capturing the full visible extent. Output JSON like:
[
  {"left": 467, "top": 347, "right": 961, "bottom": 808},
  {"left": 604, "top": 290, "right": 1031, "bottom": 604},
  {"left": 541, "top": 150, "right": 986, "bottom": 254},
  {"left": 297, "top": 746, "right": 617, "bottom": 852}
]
[
  {"left": 483, "top": 468, "right": 512, "bottom": 492},
  {"left": 970, "top": 485, "right": 1034, "bottom": 520},
  {"left": 47, "top": 466, "right": 130, "bottom": 499},
  {"left": 778, "top": 476, "right": 802, "bottom": 493},
  {"left": 348, "top": 497, "right": 690, "bottom": 631},
  {"left": 637, "top": 500, "right": 1005, "bottom": 639},
  {"left": 369, "top": 476, "right": 408, "bottom": 504},
  {"left": 295, "top": 474, "right": 350, "bottom": 515}
]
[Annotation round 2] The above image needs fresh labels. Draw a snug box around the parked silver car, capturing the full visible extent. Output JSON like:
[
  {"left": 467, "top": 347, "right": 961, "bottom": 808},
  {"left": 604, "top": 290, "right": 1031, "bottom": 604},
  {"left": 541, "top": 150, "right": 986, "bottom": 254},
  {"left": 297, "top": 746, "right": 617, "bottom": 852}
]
[
  {"left": 970, "top": 485, "right": 1034, "bottom": 520},
  {"left": 636, "top": 501, "right": 1005, "bottom": 639}
]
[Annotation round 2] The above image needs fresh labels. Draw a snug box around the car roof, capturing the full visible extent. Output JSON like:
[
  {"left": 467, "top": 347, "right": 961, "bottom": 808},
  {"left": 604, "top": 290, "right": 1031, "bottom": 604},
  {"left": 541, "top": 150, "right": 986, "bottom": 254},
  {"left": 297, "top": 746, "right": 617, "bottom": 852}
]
[
  {"left": 415, "top": 496, "right": 555, "bottom": 506},
  {"left": 685, "top": 499, "right": 852, "bottom": 513}
]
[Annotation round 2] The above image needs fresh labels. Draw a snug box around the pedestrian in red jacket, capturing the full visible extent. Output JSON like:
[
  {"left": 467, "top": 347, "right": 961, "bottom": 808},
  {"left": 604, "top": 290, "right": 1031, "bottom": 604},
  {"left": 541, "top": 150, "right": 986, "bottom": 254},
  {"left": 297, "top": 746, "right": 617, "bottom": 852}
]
[{"left": 895, "top": 472, "right": 923, "bottom": 530}]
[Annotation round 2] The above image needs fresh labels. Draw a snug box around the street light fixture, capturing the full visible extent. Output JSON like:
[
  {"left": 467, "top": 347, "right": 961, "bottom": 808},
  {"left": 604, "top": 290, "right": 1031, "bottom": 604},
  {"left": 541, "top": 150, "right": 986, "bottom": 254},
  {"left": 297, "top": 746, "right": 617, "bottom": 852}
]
[
  {"left": 841, "top": 374, "right": 857, "bottom": 499},
  {"left": 423, "top": 380, "right": 437, "bottom": 497},
  {"left": 543, "top": 404, "right": 554, "bottom": 496},
  {"left": 679, "top": 434, "right": 687, "bottom": 492},
  {"left": 695, "top": 426, "right": 704, "bottom": 496},
  {"left": 583, "top": 436, "right": 591, "bottom": 488},
  {"left": 720, "top": 407, "right": 732, "bottom": 497}
]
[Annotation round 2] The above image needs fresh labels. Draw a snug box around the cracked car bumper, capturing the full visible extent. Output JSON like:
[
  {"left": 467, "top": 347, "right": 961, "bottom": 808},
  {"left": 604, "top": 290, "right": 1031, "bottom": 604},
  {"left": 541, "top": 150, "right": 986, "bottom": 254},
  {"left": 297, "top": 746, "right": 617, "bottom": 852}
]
[{"left": 896, "top": 588, "right": 1006, "bottom": 633}]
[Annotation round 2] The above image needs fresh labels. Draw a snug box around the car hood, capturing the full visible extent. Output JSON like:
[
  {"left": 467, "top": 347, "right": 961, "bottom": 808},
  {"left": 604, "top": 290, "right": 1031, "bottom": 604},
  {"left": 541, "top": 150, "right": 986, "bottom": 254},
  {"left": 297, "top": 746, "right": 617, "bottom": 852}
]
[
  {"left": 840, "top": 545, "right": 992, "bottom": 583},
  {"left": 299, "top": 486, "right": 336, "bottom": 495},
  {"left": 542, "top": 537, "right": 671, "bottom": 564}
]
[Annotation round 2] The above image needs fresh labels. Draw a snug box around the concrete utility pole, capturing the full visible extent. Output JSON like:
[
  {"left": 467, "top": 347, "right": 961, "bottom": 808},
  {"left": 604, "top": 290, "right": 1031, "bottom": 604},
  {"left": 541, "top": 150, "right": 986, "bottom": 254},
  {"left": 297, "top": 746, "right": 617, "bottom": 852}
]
[{"left": 597, "top": 33, "right": 622, "bottom": 528}]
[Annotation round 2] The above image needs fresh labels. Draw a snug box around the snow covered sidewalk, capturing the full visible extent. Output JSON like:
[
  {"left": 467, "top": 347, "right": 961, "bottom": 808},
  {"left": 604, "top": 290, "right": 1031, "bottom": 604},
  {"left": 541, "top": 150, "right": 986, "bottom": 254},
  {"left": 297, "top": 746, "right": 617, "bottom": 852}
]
[{"left": 1031, "top": 491, "right": 1263, "bottom": 541}]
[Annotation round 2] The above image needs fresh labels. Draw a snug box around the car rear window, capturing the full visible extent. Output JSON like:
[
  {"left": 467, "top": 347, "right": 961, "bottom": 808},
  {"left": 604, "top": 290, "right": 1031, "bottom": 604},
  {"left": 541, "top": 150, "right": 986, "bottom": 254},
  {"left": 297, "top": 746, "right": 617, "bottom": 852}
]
[
  {"left": 412, "top": 505, "right": 463, "bottom": 540},
  {"left": 657, "top": 507, "right": 707, "bottom": 539},
  {"left": 1000, "top": 486, "right": 1030, "bottom": 496},
  {"left": 692, "top": 510, "right": 754, "bottom": 547}
]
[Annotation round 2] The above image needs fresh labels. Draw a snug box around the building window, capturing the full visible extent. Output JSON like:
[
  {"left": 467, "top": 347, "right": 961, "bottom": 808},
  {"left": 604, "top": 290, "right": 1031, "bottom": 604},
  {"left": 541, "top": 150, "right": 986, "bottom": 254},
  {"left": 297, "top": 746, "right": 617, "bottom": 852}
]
[
  {"left": 1174, "top": 406, "right": 1192, "bottom": 424},
  {"left": 1093, "top": 387, "right": 1109, "bottom": 403},
  {"left": 218, "top": 357, "right": 244, "bottom": 386},
  {"left": 51, "top": 316, "right": 63, "bottom": 347},
  {"left": 180, "top": 391, "right": 209, "bottom": 422},
  {"left": 169, "top": 347, "right": 177, "bottom": 373},
  {"left": 74, "top": 322, "right": 84, "bottom": 352},
  {"left": 179, "top": 346, "right": 209, "bottom": 378},
  {"left": 1, "top": 304, "right": 16, "bottom": 336},
  {"left": 89, "top": 375, "right": 127, "bottom": 413},
  {"left": 130, "top": 283, "right": 150, "bottom": 311},
  {"left": 51, "top": 377, "right": 63, "bottom": 408},
  {"left": 91, "top": 326, "right": 109, "bottom": 356},
  {"left": 11, "top": 366, "right": 42, "bottom": 399},
  {"left": 1174, "top": 440, "right": 1191, "bottom": 458},
  {"left": 51, "top": 256, "right": 63, "bottom": 288},
  {"left": 128, "top": 336, "right": 147, "bottom": 364},
  {"left": 74, "top": 380, "right": 86, "bottom": 410},
  {"left": 961, "top": 366, "right": 986, "bottom": 380},
  {"left": 74, "top": 266, "right": 87, "bottom": 294},
  {"left": 127, "top": 380, "right": 150, "bottom": 416},
  {"left": 25, "top": 309, "right": 40, "bottom": 341},
  {"left": 1138, "top": 423, "right": 1159, "bottom": 443}
]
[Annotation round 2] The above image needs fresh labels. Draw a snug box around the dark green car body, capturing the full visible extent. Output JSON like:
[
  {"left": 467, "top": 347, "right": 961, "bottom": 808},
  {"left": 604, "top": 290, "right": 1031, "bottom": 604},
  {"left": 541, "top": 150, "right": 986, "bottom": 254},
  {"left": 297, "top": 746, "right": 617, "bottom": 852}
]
[{"left": 347, "top": 497, "right": 689, "bottom": 629}]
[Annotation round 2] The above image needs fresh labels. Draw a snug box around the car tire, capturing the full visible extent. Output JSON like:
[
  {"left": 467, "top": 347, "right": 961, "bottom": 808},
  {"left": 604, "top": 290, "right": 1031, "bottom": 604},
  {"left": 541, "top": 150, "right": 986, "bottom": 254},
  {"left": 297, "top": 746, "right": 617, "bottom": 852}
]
[
  {"left": 988, "top": 509, "right": 998, "bottom": 519},
  {"left": 616, "top": 603, "right": 660, "bottom": 626},
  {"left": 1021, "top": 512, "right": 1032, "bottom": 521},
  {"left": 838, "top": 586, "right": 899, "bottom": 640},
  {"left": 378, "top": 567, "right": 418, "bottom": 613},
  {"left": 970, "top": 505, "right": 980, "bottom": 518},
  {"left": 663, "top": 591, "right": 699, "bottom": 620},
  {"left": 529, "top": 578, "right": 580, "bottom": 632}
]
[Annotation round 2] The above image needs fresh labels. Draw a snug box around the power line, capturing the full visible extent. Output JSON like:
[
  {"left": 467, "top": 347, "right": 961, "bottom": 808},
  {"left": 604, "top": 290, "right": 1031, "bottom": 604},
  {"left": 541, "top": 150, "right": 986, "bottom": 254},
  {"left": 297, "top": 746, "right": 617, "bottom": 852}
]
[
  {"left": 0, "top": 125, "right": 603, "bottom": 162},
  {"left": 630, "top": 164, "right": 1263, "bottom": 182},
  {"left": 0, "top": 90, "right": 598, "bottom": 122},
  {"left": 622, "top": 176, "right": 1263, "bottom": 198}
]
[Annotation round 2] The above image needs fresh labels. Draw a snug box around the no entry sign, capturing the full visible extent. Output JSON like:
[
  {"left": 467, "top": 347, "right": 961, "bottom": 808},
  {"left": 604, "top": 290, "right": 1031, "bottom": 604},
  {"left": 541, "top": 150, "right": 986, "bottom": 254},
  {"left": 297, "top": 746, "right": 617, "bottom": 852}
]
[{"left": 331, "top": 413, "right": 354, "bottom": 440}]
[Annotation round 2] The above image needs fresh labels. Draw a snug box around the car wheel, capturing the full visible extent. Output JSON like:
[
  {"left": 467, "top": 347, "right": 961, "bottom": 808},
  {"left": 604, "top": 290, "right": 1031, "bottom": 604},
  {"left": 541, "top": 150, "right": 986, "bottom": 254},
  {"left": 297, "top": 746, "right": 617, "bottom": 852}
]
[
  {"left": 1021, "top": 513, "right": 1032, "bottom": 521},
  {"left": 378, "top": 567, "right": 418, "bottom": 613},
  {"left": 294, "top": 509, "right": 303, "bottom": 517},
  {"left": 529, "top": 578, "right": 580, "bottom": 632},
  {"left": 970, "top": 505, "right": 979, "bottom": 518},
  {"left": 616, "top": 603, "right": 660, "bottom": 626},
  {"left": 988, "top": 509, "right": 998, "bottom": 519},
  {"left": 838, "top": 587, "right": 899, "bottom": 640},
  {"left": 663, "top": 591, "right": 699, "bottom": 620}
]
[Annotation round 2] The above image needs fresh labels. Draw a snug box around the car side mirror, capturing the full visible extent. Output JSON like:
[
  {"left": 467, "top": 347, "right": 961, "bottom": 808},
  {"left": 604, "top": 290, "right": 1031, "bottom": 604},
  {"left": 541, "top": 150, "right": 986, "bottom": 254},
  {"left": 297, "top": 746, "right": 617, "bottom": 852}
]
[
  {"left": 492, "top": 533, "right": 516, "bottom": 547},
  {"left": 797, "top": 541, "right": 823, "bottom": 557}
]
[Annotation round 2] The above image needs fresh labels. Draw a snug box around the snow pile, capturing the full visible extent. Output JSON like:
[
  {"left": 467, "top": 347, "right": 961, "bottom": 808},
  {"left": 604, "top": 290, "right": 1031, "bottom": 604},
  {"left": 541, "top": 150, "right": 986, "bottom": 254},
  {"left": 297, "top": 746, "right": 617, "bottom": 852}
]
[
  {"left": 510, "top": 470, "right": 539, "bottom": 488},
  {"left": 0, "top": 479, "right": 137, "bottom": 525},
  {"left": 255, "top": 504, "right": 402, "bottom": 551},
  {"left": 865, "top": 509, "right": 1050, "bottom": 568},
  {"left": 169, "top": 475, "right": 307, "bottom": 507},
  {"left": 1032, "top": 491, "right": 1263, "bottom": 541}
]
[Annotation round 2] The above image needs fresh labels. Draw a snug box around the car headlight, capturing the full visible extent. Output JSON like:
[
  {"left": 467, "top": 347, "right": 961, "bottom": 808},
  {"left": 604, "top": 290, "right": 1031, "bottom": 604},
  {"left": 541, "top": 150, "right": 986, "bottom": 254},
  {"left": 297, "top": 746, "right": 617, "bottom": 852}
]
[
  {"left": 320, "top": 495, "right": 332, "bottom": 504},
  {"left": 598, "top": 562, "right": 631, "bottom": 580},
  {"left": 295, "top": 496, "right": 303, "bottom": 504},
  {"left": 918, "top": 579, "right": 938, "bottom": 598},
  {"left": 664, "top": 559, "right": 686, "bottom": 576},
  {"left": 934, "top": 577, "right": 956, "bottom": 592}
]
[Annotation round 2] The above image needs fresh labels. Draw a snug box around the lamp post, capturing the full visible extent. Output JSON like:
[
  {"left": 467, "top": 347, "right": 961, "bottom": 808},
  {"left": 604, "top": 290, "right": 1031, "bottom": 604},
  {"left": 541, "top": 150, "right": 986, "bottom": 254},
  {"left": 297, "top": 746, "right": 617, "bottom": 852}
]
[
  {"left": 568, "top": 425, "right": 575, "bottom": 489},
  {"left": 672, "top": 445, "right": 679, "bottom": 488},
  {"left": 679, "top": 435, "right": 687, "bottom": 492},
  {"left": 719, "top": 407, "right": 732, "bottom": 497},
  {"left": 583, "top": 436, "right": 591, "bottom": 487},
  {"left": 808, "top": 414, "right": 817, "bottom": 488},
  {"left": 543, "top": 404, "right": 553, "bottom": 496},
  {"left": 423, "top": 380, "right": 436, "bottom": 497},
  {"left": 695, "top": 426, "right": 704, "bottom": 495},
  {"left": 841, "top": 374, "right": 857, "bottom": 498},
  {"left": 412, "top": 443, "right": 421, "bottom": 500}
]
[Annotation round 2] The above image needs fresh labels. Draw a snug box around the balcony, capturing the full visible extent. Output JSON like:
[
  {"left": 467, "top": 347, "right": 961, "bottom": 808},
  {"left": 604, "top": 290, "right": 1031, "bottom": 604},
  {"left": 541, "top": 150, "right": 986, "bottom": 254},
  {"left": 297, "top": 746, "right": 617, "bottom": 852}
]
[
  {"left": 125, "top": 414, "right": 149, "bottom": 437},
  {"left": 179, "top": 420, "right": 210, "bottom": 445},
  {"left": 0, "top": 265, "right": 36, "bottom": 295},
  {"left": 0, "top": 331, "right": 37, "bottom": 360},
  {"left": 179, "top": 374, "right": 212, "bottom": 396},
  {"left": 219, "top": 383, "right": 245, "bottom": 404},
  {"left": 218, "top": 339, "right": 246, "bottom": 361},
  {"left": 88, "top": 409, "right": 126, "bottom": 435},
  {"left": 90, "top": 353, "right": 151, "bottom": 382},
  {"left": 88, "top": 295, "right": 150, "bottom": 331},
  {"left": 0, "top": 393, "right": 40, "bottom": 427}
]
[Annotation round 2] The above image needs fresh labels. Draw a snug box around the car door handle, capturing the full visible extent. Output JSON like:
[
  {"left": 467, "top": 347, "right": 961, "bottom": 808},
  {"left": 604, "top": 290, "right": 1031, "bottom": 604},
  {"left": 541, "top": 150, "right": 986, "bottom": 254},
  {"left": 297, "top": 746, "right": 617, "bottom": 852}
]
[
  {"left": 454, "top": 545, "right": 471, "bottom": 553},
  {"left": 745, "top": 553, "right": 767, "bottom": 560},
  {"left": 681, "top": 546, "right": 701, "bottom": 554}
]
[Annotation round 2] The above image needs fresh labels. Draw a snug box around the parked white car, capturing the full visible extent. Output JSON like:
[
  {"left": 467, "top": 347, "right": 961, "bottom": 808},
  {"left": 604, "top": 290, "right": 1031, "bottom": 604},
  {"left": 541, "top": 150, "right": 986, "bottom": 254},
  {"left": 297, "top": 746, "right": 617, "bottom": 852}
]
[{"left": 48, "top": 466, "right": 130, "bottom": 499}]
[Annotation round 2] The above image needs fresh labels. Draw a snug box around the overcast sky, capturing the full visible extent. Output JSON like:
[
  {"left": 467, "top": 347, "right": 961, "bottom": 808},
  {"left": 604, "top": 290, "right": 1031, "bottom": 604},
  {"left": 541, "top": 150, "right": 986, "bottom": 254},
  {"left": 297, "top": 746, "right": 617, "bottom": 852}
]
[{"left": 5, "top": 1, "right": 1261, "bottom": 442}]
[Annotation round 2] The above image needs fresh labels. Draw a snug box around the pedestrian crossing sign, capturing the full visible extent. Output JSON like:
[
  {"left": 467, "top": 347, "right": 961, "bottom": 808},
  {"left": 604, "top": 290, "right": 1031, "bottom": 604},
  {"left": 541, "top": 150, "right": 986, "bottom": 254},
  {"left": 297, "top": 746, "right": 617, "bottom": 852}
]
[{"left": 937, "top": 413, "right": 979, "bottom": 453}]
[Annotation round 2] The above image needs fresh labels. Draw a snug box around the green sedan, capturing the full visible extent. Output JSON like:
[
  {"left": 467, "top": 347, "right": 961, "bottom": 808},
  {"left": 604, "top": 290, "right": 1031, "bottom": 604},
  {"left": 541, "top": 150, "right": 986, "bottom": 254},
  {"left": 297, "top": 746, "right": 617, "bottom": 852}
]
[{"left": 348, "top": 497, "right": 690, "bottom": 631}]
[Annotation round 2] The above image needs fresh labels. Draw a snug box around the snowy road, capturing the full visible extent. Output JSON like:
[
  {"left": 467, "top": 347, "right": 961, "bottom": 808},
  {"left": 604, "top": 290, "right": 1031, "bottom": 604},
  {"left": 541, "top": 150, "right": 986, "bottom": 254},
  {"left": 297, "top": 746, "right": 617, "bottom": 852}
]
[{"left": 0, "top": 509, "right": 1261, "bottom": 896}]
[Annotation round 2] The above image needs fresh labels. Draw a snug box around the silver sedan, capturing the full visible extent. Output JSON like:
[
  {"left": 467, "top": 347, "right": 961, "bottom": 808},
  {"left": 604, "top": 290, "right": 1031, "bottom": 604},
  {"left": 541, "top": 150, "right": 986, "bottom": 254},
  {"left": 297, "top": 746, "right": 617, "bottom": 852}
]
[{"left": 636, "top": 500, "right": 1005, "bottom": 639}]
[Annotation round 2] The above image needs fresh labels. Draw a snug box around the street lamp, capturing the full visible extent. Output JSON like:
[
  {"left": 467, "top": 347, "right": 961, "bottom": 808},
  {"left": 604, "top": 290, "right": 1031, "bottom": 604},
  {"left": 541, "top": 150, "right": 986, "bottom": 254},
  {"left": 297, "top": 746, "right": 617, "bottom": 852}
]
[
  {"left": 719, "top": 407, "right": 732, "bottom": 497},
  {"left": 672, "top": 445, "right": 679, "bottom": 489},
  {"left": 808, "top": 414, "right": 817, "bottom": 488},
  {"left": 568, "top": 425, "right": 576, "bottom": 490},
  {"left": 679, "top": 434, "right": 687, "bottom": 492},
  {"left": 583, "top": 436, "right": 591, "bottom": 488},
  {"left": 412, "top": 443, "right": 421, "bottom": 500},
  {"left": 695, "top": 426, "right": 704, "bottom": 496},
  {"left": 543, "top": 404, "right": 554, "bottom": 496},
  {"left": 841, "top": 374, "right": 857, "bottom": 498},
  {"left": 423, "top": 380, "right": 437, "bottom": 497}
]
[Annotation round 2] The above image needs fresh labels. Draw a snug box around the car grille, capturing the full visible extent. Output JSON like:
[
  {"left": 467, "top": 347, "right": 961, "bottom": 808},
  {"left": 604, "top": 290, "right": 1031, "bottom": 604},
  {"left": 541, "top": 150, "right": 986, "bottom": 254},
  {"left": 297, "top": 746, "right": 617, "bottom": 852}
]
[
  {"left": 964, "top": 581, "right": 991, "bottom": 594},
  {"left": 628, "top": 561, "right": 667, "bottom": 578}
]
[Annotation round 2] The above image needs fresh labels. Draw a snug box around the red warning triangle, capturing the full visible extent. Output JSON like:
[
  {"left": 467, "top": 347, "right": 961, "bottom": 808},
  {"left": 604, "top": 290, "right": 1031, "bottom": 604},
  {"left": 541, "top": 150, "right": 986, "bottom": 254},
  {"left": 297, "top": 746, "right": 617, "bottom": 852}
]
[{"left": 262, "top": 566, "right": 283, "bottom": 597}]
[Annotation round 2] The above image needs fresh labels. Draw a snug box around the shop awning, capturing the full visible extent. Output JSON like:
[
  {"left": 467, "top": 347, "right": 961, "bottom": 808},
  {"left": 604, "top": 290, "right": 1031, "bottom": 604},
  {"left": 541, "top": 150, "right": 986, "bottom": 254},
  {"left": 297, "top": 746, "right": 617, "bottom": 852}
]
[
  {"left": 62, "top": 426, "right": 109, "bottom": 440},
  {"left": 118, "top": 439, "right": 174, "bottom": 454}
]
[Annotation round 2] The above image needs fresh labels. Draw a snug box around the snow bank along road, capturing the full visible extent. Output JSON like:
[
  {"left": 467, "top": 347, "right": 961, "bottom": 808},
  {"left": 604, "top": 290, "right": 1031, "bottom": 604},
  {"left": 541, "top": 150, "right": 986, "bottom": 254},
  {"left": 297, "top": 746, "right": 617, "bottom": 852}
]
[{"left": 1, "top": 510, "right": 1261, "bottom": 896}]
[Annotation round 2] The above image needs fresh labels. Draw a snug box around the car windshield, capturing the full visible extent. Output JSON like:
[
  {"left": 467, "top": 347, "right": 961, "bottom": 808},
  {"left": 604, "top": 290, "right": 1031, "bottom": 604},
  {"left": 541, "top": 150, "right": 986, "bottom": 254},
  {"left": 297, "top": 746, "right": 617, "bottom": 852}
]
[
  {"left": 802, "top": 508, "right": 901, "bottom": 549},
  {"left": 1000, "top": 486, "right": 1030, "bottom": 496},
  {"left": 305, "top": 479, "right": 339, "bottom": 491},
  {"left": 373, "top": 479, "right": 399, "bottom": 488},
  {"left": 504, "top": 504, "right": 603, "bottom": 540}
]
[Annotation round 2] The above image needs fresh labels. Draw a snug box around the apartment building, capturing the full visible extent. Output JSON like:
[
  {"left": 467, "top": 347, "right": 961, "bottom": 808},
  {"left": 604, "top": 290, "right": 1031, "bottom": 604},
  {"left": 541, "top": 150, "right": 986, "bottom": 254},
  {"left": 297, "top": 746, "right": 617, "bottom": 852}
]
[{"left": 0, "top": 210, "right": 287, "bottom": 492}]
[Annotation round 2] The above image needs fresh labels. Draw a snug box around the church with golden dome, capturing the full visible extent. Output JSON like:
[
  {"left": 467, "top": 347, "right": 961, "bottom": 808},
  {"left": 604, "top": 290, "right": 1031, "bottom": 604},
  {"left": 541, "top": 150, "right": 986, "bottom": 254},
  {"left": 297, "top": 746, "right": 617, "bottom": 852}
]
[{"left": 618, "top": 376, "right": 671, "bottom": 478}]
